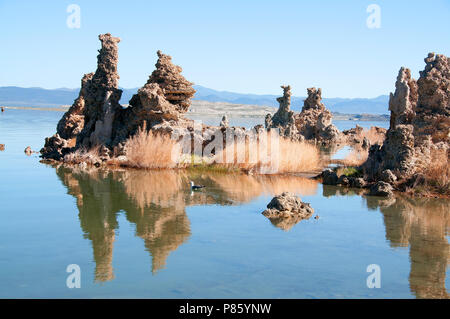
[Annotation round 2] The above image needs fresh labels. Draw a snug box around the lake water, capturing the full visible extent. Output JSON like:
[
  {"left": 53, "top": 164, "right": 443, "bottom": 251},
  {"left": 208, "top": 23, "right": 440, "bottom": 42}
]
[{"left": 0, "top": 109, "right": 448, "bottom": 298}]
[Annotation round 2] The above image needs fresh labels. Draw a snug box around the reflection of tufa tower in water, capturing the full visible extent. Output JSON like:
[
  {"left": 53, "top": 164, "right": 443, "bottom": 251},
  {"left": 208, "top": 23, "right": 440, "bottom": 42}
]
[
  {"left": 55, "top": 166, "right": 320, "bottom": 280},
  {"left": 367, "top": 196, "right": 450, "bottom": 299},
  {"left": 56, "top": 167, "right": 191, "bottom": 281}
]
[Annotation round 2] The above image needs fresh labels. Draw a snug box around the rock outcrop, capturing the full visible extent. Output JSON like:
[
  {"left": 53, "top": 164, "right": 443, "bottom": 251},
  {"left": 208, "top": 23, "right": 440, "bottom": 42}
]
[
  {"left": 368, "top": 181, "right": 394, "bottom": 197},
  {"left": 295, "top": 87, "right": 340, "bottom": 144},
  {"left": 146, "top": 50, "right": 196, "bottom": 112},
  {"left": 41, "top": 34, "right": 197, "bottom": 161},
  {"left": 363, "top": 53, "right": 450, "bottom": 186},
  {"left": 265, "top": 85, "right": 299, "bottom": 139},
  {"left": 41, "top": 34, "right": 123, "bottom": 159},
  {"left": 265, "top": 86, "right": 341, "bottom": 144},
  {"left": 262, "top": 192, "right": 314, "bottom": 220},
  {"left": 388, "top": 67, "right": 418, "bottom": 129}
]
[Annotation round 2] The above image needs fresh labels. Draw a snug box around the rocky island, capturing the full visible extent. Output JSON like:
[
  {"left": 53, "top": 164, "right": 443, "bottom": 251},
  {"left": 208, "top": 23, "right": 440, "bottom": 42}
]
[{"left": 40, "top": 33, "right": 448, "bottom": 197}]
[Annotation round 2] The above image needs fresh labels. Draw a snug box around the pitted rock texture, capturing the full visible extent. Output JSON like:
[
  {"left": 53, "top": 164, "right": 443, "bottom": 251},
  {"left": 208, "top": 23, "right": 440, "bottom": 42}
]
[
  {"left": 262, "top": 192, "right": 314, "bottom": 220},
  {"left": 41, "top": 33, "right": 123, "bottom": 159},
  {"left": 294, "top": 87, "right": 340, "bottom": 144},
  {"left": 146, "top": 50, "right": 196, "bottom": 112},
  {"left": 414, "top": 53, "right": 450, "bottom": 145},
  {"left": 41, "top": 34, "right": 198, "bottom": 161},
  {"left": 265, "top": 85, "right": 299, "bottom": 139},
  {"left": 265, "top": 86, "right": 340, "bottom": 143},
  {"left": 363, "top": 53, "right": 450, "bottom": 183},
  {"left": 389, "top": 67, "right": 418, "bottom": 129}
]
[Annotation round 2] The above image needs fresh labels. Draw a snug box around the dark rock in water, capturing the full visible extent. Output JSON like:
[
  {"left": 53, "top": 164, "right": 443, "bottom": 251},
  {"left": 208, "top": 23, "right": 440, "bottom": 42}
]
[
  {"left": 262, "top": 192, "right": 314, "bottom": 219},
  {"left": 337, "top": 175, "right": 350, "bottom": 186},
  {"left": 351, "top": 177, "right": 366, "bottom": 188},
  {"left": 321, "top": 169, "right": 339, "bottom": 185},
  {"left": 24, "top": 146, "right": 32, "bottom": 155},
  {"left": 380, "top": 169, "right": 397, "bottom": 184},
  {"left": 368, "top": 181, "right": 394, "bottom": 197},
  {"left": 41, "top": 133, "right": 70, "bottom": 160}
]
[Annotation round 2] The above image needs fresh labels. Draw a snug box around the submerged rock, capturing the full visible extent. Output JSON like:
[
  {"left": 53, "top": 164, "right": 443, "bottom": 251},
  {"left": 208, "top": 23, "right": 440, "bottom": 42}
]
[
  {"left": 321, "top": 168, "right": 339, "bottom": 185},
  {"left": 262, "top": 192, "right": 314, "bottom": 219},
  {"left": 368, "top": 181, "right": 394, "bottom": 197}
]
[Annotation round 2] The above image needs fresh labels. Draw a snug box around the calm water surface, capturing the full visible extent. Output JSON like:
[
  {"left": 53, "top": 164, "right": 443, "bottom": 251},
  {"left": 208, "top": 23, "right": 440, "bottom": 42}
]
[{"left": 0, "top": 109, "right": 448, "bottom": 298}]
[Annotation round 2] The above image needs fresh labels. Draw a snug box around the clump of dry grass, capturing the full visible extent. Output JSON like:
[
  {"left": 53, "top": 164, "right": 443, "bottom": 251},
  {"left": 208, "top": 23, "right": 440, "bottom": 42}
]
[
  {"left": 362, "top": 127, "right": 386, "bottom": 145},
  {"left": 277, "top": 138, "right": 323, "bottom": 173},
  {"left": 421, "top": 149, "right": 450, "bottom": 195},
  {"left": 63, "top": 146, "right": 101, "bottom": 164},
  {"left": 214, "top": 137, "right": 322, "bottom": 174},
  {"left": 341, "top": 148, "right": 369, "bottom": 167},
  {"left": 123, "top": 126, "right": 181, "bottom": 169}
]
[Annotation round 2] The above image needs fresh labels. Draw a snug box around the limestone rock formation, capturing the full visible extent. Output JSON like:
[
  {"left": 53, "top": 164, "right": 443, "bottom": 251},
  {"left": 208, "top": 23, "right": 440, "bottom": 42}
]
[
  {"left": 368, "top": 181, "right": 394, "bottom": 197},
  {"left": 265, "top": 85, "right": 299, "bottom": 139},
  {"left": 265, "top": 86, "right": 341, "bottom": 144},
  {"left": 147, "top": 50, "right": 196, "bottom": 112},
  {"left": 41, "top": 33, "right": 123, "bottom": 159},
  {"left": 294, "top": 87, "right": 340, "bottom": 144},
  {"left": 41, "top": 34, "right": 197, "bottom": 161},
  {"left": 415, "top": 53, "right": 450, "bottom": 145},
  {"left": 363, "top": 53, "right": 450, "bottom": 184},
  {"left": 389, "top": 67, "right": 418, "bottom": 129},
  {"left": 262, "top": 192, "right": 314, "bottom": 220},
  {"left": 321, "top": 168, "right": 338, "bottom": 185}
]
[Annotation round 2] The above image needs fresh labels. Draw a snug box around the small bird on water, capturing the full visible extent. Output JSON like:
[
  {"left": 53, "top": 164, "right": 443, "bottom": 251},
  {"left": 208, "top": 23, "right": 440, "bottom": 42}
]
[{"left": 190, "top": 181, "right": 205, "bottom": 191}]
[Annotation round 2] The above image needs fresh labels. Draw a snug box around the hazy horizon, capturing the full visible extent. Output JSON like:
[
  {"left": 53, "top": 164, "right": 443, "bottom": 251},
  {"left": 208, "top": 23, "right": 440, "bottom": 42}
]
[
  {"left": 0, "top": 84, "right": 390, "bottom": 100},
  {"left": 1, "top": 0, "right": 449, "bottom": 98}
]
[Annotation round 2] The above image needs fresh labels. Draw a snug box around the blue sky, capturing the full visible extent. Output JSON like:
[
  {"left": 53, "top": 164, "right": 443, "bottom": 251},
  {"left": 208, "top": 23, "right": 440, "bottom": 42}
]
[{"left": 0, "top": 0, "right": 449, "bottom": 98}]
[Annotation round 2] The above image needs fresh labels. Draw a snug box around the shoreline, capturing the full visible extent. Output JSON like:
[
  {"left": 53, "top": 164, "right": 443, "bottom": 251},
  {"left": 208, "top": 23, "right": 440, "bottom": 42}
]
[{"left": 1, "top": 104, "right": 389, "bottom": 121}]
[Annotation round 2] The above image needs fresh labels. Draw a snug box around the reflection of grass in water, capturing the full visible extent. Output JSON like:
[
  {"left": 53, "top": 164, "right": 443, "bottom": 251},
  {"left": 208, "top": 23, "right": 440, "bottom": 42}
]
[
  {"left": 75, "top": 167, "right": 319, "bottom": 210},
  {"left": 120, "top": 169, "right": 186, "bottom": 210},
  {"left": 210, "top": 174, "right": 318, "bottom": 203}
]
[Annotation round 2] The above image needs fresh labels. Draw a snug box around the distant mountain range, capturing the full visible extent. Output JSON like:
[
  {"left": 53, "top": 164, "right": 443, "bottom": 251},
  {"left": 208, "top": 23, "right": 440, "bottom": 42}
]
[{"left": 0, "top": 85, "right": 390, "bottom": 115}]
